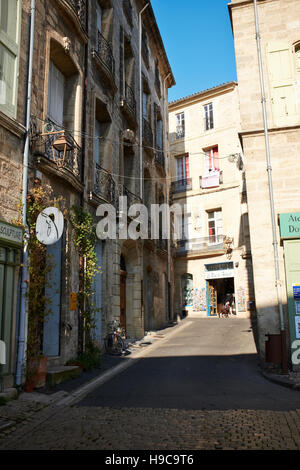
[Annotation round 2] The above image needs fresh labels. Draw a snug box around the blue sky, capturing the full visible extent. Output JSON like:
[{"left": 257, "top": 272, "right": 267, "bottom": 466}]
[{"left": 151, "top": 0, "right": 237, "bottom": 102}]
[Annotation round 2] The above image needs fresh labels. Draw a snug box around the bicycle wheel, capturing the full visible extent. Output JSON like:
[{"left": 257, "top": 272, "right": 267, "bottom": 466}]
[
  {"left": 104, "top": 334, "right": 115, "bottom": 354},
  {"left": 111, "top": 336, "right": 125, "bottom": 355}
]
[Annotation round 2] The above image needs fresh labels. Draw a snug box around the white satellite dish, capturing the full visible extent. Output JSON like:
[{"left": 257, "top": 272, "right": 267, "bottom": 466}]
[{"left": 36, "top": 207, "right": 64, "bottom": 245}]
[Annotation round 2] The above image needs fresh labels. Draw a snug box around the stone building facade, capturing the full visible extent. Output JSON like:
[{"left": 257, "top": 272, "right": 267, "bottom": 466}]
[
  {"left": 0, "top": 0, "right": 29, "bottom": 389},
  {"left": 169, "top": 82, "right": 255, "bottom": 320},
  {"left": 229, "top": 0, "right": 300, "bottom": 368},
  {"left": 0, "top": 0, "right": 175, "bottom": 388}
]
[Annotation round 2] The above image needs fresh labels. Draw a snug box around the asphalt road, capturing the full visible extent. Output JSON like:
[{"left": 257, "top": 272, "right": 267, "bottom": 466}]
[{"left": 77, "top": 317, "right": 300, "bottom": 411}]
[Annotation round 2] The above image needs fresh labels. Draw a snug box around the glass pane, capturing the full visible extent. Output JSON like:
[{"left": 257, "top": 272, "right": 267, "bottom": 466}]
[
  {"left": 0, "top": 0, "right": 18, "bottom": 43},
  {"left": 0, "top": 42, "right": 15, "bottom": 108}
]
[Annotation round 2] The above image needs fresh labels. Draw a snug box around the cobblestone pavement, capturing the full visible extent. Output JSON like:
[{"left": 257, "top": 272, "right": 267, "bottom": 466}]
[
  {"left": 2, "top": 404, "right": 300, "bottom": 450},
  {"left": 1, "top": 318, "right": 300, "bottom": 450}
]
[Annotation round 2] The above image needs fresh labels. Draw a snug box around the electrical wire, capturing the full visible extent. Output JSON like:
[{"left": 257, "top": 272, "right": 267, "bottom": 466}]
[{"left": 30, "top": 114, "right": 243, "bottom": 183}]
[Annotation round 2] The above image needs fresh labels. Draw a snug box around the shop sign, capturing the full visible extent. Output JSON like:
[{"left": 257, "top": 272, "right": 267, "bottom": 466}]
[
  {"left": 205, "top": 262, "right": 234, "bottom": 280},
  {"left": 0, "top": 220, "right": 23, "bottom": 247},
  {"left": 279, "top": 212, "right": 300, "bottom": 240}
]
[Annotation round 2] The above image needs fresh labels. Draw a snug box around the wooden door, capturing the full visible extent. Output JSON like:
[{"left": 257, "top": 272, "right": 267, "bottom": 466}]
[{"left": 120, "top": 270, "right": 127, "bottom": 329}]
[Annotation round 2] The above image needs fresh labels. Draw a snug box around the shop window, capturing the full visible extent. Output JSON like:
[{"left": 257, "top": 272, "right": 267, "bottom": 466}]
[{"left": 181, "top": 274, "right": 193, "bottom": 307}]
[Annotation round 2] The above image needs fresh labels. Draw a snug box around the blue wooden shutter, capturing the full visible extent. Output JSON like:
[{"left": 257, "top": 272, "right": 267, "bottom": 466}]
[
  {"left": 93, "top": 242, "right": 102, "bottom": 344},
  {"left": 43, "top": 238, "right": 62, "bottom": 357}
]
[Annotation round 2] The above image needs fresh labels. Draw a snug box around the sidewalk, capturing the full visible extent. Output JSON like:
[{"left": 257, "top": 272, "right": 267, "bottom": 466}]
[{"left": 262, "top": 369, "right": 300, "bottom": 391}]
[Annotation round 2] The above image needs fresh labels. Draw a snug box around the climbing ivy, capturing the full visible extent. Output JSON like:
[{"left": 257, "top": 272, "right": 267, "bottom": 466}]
[{"left": 70, "top": 206, "right": 100, "bottom": 352}]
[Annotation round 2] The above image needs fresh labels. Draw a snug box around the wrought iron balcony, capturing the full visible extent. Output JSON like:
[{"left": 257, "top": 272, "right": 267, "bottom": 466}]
[
  {"left": 34, "top": 118, "right": 82, "bottom": 181},
  {"left": 176, "top": 125, "right": 185, "bottom": 140},
  {"left": 157, "top": 238, "right": 168, "bottom": 252},
  {"left": 65, "top": 0, "right": 87, "bottom": 30},
  {"left": 171, "top": 178, "right": 192, "bottom": 194},
  {"left": 97, "top": 31, "right": 114, "bottom": 76},
  {"left": 154, "top": 150, "right": 165, "bottom": 169},
  {"left": 94, "top": 164, "right": 116, "bottom": 204},
  {"left": 120, "top": 82, "right": 137, "bottom": 124},
  {"left": 122, "top": 185, "right": 142, "bottom": 211},
  {"left": 123, "top": 0, "right": 133, "bottom": 27},
  {"left": 143, "top": 118, "right": 153, "bottom": 149},
  {"left": 177, "top": 235, "right": 225, "bottom": 256}
]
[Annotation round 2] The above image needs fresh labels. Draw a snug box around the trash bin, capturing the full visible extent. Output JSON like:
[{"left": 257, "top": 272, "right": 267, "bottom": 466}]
[{"left": 265, "top": 334, "right": 282, "bottom": 363}]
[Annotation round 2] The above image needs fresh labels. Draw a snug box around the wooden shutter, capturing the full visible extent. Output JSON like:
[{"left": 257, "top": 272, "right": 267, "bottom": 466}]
[
  {"left": 213, "top": 146, "right": 219, "bottom": 171},
  {"left": 0, "top": 0, "right": 20, "bottom": 117},
  {"left": 185, "top": 154, "right": 190, "bottom": 180},
  {"left": 267, "top": 42, "right": 299, "bottom": 126},
  {"left": 43, "top": 238, "right": 62, "bottom": 357},
  {"left": 48, "top": 61, "right": 64, "bottom": 126},
  {"left": 94, "top": 118, "right": 101, "bottom": 165}
]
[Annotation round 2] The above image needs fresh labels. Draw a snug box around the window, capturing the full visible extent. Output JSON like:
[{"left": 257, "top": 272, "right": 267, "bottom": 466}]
[
  {"left": 204, "top": 103, "right": 214, "bottom": 131},
  {"left": 181, "top": 274, "right": 193, "bottom": 307},
  {"left": 0, "top": 0, "right": 21, "bottom": 118},
  {"left": 96, "top": 2, "right": 102, "bottom": 34},
  {"left": 176, "top": 153, "right": 190, "bottom": 182},
  {"left": 176, "top": 112, "right": 185, "bottom": 139},
  {"left": 204, "top": 146, "right": 219, "bottom": 173},
  {"left": 267, "top": 42, "right": 299, "bottom": 126},
  {"left": 207, "top": 210, "right": 222, "bottom": 244},
  {"left": 47, "top": 61, "right": 65, "bottom": 127}
]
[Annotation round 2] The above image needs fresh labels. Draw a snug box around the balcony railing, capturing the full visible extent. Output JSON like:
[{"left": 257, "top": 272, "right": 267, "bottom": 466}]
[
  {"left": 200, "top": 171, "right": 223, "bottom": 189},
  {"left": 157, "top": 238, "right": 168, "bottom": 251},
  {"left": 66, "top": 0, "right": 87, "bottom": 30},
  {"left": 121, "top": 185, "right": 142, "bottom": 212},
  {"left": 37, "top": 119, "right": 82, "bottom": 180},
  {"left": 94, "top": 164, "right": 116, "bottom": 204},
  {"left": 123, "top": 0, "right": 133, "bottom": 27},
  {"left": 154, "top": 150, "right": 165, "bottom": 168},
  {"left": 176, "top": 125, "right": 185, "bottom": 140},
  {"left": 177, "top": 235, "right": 225, "bottom": 255},
  {"left": 143, "top": 118, "right": 153, "bottom": 148},
  {"left": 171, "top": 178, "right": 192, "bottom": 194},
  {"left": 96, "top": 31, "right": 115, "bottom": 78},
  {"left": 124, "top": 82, "right": 136, "bottom": 118}
]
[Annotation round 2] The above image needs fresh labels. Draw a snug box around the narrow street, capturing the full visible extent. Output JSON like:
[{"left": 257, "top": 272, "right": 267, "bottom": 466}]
[{"left": 1, "top": 317, "right": 300, "bottom": 450}]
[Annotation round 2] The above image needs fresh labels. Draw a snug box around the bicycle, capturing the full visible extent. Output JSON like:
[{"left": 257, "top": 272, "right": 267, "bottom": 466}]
[{"left": 104, "top": 320, "right": 126, "bottom": 355}]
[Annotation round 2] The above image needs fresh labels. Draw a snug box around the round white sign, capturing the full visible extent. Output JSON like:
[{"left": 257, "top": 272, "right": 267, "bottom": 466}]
[{"left": 36, "top": 207, "right": 64, "bottom": 245}]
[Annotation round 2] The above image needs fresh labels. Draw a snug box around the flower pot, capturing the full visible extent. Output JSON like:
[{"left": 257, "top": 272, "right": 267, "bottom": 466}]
[
  {"left": 27, "top": 356, "right": 48, "bottom": 389},
  {"left": 24, "top": 381, "right": 34, "bottom": 393}
]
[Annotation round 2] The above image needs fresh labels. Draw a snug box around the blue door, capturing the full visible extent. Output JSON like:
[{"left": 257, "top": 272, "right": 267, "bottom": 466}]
[{"left": 43, "top": 238, "right": 62, "bottom": 357}]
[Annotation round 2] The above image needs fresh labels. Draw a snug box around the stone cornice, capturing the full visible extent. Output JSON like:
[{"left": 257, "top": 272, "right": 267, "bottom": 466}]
[
  {"left": 169, "top": 82, "right": 238, "bottom": 110},
  {"left": 0, "top": 111, "right": 26, "bottom": 139},
  {"left": 239, "top": 125, "right": 300, "bottom": 138}
]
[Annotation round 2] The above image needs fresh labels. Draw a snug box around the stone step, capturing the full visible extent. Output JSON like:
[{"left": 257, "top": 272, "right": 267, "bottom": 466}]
[{"left": 46, "top": 366, "right": 81, "bottom": 388}]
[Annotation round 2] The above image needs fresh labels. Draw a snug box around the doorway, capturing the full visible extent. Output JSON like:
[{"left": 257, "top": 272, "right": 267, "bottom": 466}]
[
  {"left": 207, "top": 277, "right": 235, "bottom": 316},
  {"left": 120, "top": 254, "right": 127, "bottom": 329}
]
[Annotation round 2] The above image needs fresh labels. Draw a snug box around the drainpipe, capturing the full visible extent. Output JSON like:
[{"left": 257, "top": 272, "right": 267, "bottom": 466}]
[
  {"left": 138, "top": 2, "right": 149, "bottom": 333},
  {"left": 253, "top": 0, "right": 288, "bottom": 373},
  {"left": 16, "top": 0, "right": 36, "bottom": 387},
  {"left": 163, "top": 72, "right": 171, "bottom": 321},
  {"left": 138, "top": 2, "right": 149, "bottom": 201}
]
